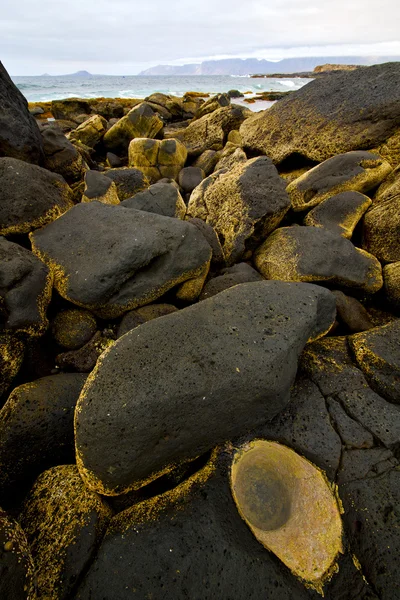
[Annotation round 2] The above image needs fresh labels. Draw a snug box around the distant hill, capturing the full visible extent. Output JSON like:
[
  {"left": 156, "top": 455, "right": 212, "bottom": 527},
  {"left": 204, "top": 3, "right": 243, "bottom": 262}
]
[
  {"left": 41, "top": 70, "right": 94, "bottom": 77},
  {"left": 139, "top": 56, "right": 400, "bottom": 76}
]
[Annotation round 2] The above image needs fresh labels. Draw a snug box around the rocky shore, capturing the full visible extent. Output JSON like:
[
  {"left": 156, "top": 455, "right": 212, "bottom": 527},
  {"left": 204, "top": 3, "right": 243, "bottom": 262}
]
[{"left": 1, "top": 59, "right": 400, "bottom": 599}]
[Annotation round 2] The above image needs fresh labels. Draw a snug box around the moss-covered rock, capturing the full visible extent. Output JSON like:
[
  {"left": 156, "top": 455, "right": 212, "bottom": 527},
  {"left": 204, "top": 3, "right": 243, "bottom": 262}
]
[
  {"left": 51, "top": 309, "right": 97, "bottom": 350},
  {"left": 0, "top": 334, "right": 25, "bottom": 399},
  {"left": 187, "top": 156, "right": 290, "bottom": 266},
  {"left": 254, "top": 226, "right": 383, "bottom": 293},
  {"left": 41, "top": 126, "right": 87, "bottom": 184},
  {"left": 362, "top": 195, "right": 400, "bottom": 262},
  {"left": 193, "top": 93, "right": 230, "bottom": 119},
  {"left": 20, "top": 465, "right": 112, "bottom": 600},
  {"left": 240, "top": 62, "right": 400, "bottom": 164},
  {"left": 384, "top": 261, "right": 400, "bottom": 307},
  {"left": 214, "top": 143, "right": 247, "bottom": 172},
  {"left": 192, "top": 148, "right": 219, "bottom": 175},
  {"left": 103, "top": 167, "right": 149, "bottom": 199},
  {"left": 128, "top": 138, "right": 188, "bottom": 182},
  {"left": 69, "top": 114, "right": 107, "bottom": 148},
  {"left": 287, "top": 151, "right": 391, "bottom": 212},
  {"left": 121, "top": 182, "right": 186, "bottom": 219},
  {"left": 30, "top": 202, "right": 212, "bottom": 318},
  {"left": 103, "top": 103, "right": 163, "bottom": 155},
  {"left": 51, "top": 98, "right": 91, "bottom": 121},
  {"left": 331, "top": 290, "right": 374, "bottom": 333},
  {"left": 0, "top": 157, "right": 73, "bottom": 236},
  {"left": 0, "top": 508, "right": 36, "bottom": 600},
  {"left": 303, "top": 191, "right": 372, "bottom": 238},
  {"left": 82, "top": 170, "right": 120, "bottom": 205}
]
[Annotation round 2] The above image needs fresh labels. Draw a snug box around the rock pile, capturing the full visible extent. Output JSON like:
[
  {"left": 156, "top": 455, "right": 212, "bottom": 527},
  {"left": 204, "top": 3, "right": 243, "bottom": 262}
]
[{"left": 1, "top": 59, "right": 400, "bottom": 599}]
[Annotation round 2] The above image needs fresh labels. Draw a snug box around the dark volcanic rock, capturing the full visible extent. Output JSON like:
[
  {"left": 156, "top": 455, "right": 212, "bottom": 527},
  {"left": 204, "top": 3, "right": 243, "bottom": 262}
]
[
  {"left": 332, "top": 290, "right": 374, "bottom": 333},
  {"left": 0, "top": 61, "right": 44, "bottom": 164},
  {"left": 82, "top": 170, "right": 120, "bottom": 205},
  {"left": 51, "top": 98, "right": 91, "bottom": 120},
  {"left": 0, "top": 334, "right": 25, "bottom": 399},
  {"left": 51, "top": 308, "right": 97, "bottom": 350},
  {"left": 103, "top": 167, "right": 149, "bottom": 200},
  {"left": 303, "top": 191, "right": 372, "bottom": 239},
  {"left": 254, "top": 226, "right": 383, "bottom": 293},
  {"left": 178, "top": 165, "right": 205, "bottom": 193},
  {"left": 0, "top": 236, "right": 52, "bottom": 336},
  {"left": 56, "top": 331, "right": 114, "bottom": 372},
  {"left": 75, "top": 281, "right": 336, "bottom": 495},
  {"left": 121, "top": 181, "right": 186, "bottom": 218},
  {"left": 30, "top": 202, "right": 212, "bottom": 318},
  {"left": 117, "top": 303, "right": 178, "bottom": 337},
  {"left": 199, "top": 262, "right": 264, "bottom": 301},
  {"left": 20, "top": 465, "right": 112, "bottom": 600},
  {"left": 0, "top": 508, "right": 36, "bottom": 600},
  {"left": 240, "top": 62, "right": 400, "bottom": 164},
  {"left": 41, "top": 126, "right": 87, "bottom": 184},
  {"left": 0, "top": 157, "right": 73, "bottom": 236},
  {"left": 0, "top": 373, "right": 87, "bottom": 504}
]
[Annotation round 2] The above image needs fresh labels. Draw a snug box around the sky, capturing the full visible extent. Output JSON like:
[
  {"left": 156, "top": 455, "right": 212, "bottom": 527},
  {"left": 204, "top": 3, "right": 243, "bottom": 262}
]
[{"left": 2, "top": 0, "right": 400, "bottom": 75}]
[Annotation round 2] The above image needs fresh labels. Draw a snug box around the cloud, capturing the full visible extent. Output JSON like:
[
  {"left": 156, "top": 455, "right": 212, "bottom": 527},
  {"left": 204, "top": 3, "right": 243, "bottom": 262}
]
[{"left": 2, "top": 0, "right": 399, "bottom": 74}]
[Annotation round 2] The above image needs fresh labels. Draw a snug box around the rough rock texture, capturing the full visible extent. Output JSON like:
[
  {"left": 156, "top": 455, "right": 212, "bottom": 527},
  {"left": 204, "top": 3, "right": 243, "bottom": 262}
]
[
  {"left": 192, "top": 149, "right": 219, "bottom": 175},
  {"left": 41, "top": 126, "right": 87, "bottom": 184},
  {"left": 384, "top": 261, "right": 400, "bottom": 307},
  {"left": 193, "top": 93, "right": 230, "bottom": 119},
  {"left": 0, "top": 334, "right": 25, "bottom": 399},
  {"left": 117, "top": 303, "right": 178, "bottom": 337},
  {"left": 240, "top": 62, "right": 400, "bottom": 164},
  {"left": 51, "top": 309, "right": 97, "bottom": 350},
  {"left": 20, "top": 465, "right": 112, "bottom": 600},
  {"left": 178, "top": 166, "right": 205, "bottom": 193},
  {"left": 82, "top": 170, "right": 120, "bottom": 205},
  {"left": 303, "top": 191, "right": 372, "bottom": 238},
  {"left": 168, "top": 105, "right": 251, "bottom": 157},
  {"left": 374, "top": 164, "right": 400, "bottom": 203},
  {"left": 0, "top": 61, "right": 44, "bottom": 164},
  {"left": 121, "top": 182, "right": 186, "bottom": 218},
  {"left": 75, "top": 281, "right": 336, "bottom": 495},
  {"left": 56, "top": 331, "right": 114, "bottom": 373},
  {"left": 51, "top": 98, "right": 90, "bottom": 121},
  {"left": 69, "top": 114, "right": 107, "bottom": 148},
  {"left": 103, "top": 167, "right": 149, "bottom": 200},
  {"left": 287, "top": 152, "right": 391, "bottom": 212},
  {"left": 128, "top": 138, "right": 188, "bottom": 182},
  {"left": 362, "top": 196, "right": 400, "bottom": 262},
  {"left": 30, "top": 202, "right": 212, "bottom": 318},
  {"left": 254, "top": 226, "right": 383, "bottom": 293},
  {"left": 199, "top": 262, "right": 264, "bottom": 301},
  {"left": 75, "top": 448, "right": 320, "bottom": 600},
  {"left": 0, "top": 508, "right": 36, "bottom": 600},
  {"left": 215, "top": 145, "right": 247, "bottom": 172},
  {"left": 187, "top": 217, "right": 226, "bottom": 266},
  {"left": 0, "top": 237, "right": 52, "bottom": 336},
  {"left": 348, "top": 320, "right": 400, "bottom": 404},
  {"left": 187, "top": 157, "right": 290, "bottom": 265},
  {"left": 0, "top": 374, "right": 87, "bottom": 504},
  {"left": 0, "top": 157, "right": 73, "bottom": 236},
  {"left": 103, "top": 103, "right": 163, "bottom": 155}
]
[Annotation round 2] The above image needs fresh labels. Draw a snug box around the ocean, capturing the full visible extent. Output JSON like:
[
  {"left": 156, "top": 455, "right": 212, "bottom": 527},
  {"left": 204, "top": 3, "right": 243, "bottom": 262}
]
[{"left": 12, "top": 74, "right": 311, "bottom": 105}]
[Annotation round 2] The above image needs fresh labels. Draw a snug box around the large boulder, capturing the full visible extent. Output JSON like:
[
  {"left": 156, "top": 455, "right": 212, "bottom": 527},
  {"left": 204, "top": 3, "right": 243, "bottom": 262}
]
[
  {"left": 0, "top": 157, "right": 73, "bottom": 236},
  {"left": 103, "top": 103, "right": 163, "bottom": 155},
  {"left": 75, "top": 281, "right": 336, "bottom": 495},
  {"left": 187, "top": 157, "right": 290, "bottom": 265},
  {"left": 0, "top": 61, "right": 44, "bottom": 164},
  {"left": 254, "top": 226, "right": 383, "bottom": 294},
  {"left": 128, "top": 137, "right": 188, "bottom": 182},
  {"left": 30, "top": 202, "right": 212, "bottom": 318},
  {"left": 41, "top": 126, "right": 87, "bottom": 184},
  {"left": 0, "top": 237, "right": 52, "bottom": 336},
  {"left": 287, "top": 152, "right": 391, "bottom": 212},
  {"left": 240, "top": 62, "right": 400, "bottom": 164}
]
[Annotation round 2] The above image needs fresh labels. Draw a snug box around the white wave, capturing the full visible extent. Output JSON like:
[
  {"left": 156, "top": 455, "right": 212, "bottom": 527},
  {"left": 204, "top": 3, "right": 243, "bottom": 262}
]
[{"left": 277, "top": 80, "right": 296, "bottom": 88}]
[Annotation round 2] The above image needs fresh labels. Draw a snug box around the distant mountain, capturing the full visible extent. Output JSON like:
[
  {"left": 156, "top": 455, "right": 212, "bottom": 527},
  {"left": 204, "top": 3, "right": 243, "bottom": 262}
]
[
  {"left": 60, "top": 70, "right": 93, "bottom": 77},
  {"left": 139, "top": 56, "right": 400, "bottom": 76}
]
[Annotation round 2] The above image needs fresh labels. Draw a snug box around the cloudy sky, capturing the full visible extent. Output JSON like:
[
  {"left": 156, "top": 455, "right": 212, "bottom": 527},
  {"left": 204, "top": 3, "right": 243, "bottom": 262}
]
[{"left": 2, "top": 0, "right": 400, "bottom": 75}]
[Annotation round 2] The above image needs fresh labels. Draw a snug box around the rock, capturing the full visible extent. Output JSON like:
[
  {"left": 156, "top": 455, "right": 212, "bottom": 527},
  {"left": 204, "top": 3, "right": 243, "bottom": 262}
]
[
  {"left": 303, "top": 191, "right": 372, "bottom": 238},
  {"left": 75, "top": 281, "right": 335, "bottom": 495},
  {"left": 82, "top": 170, "right": 120, "bottom": 205},
  {"left": 348, "top": 320, "right": 400, "bottom": 404},
  {"left": 228, "top": 89, "right": 244, "bottom": 98},
  {"left": 105, "top": 151, "right": 122, "bottom": 168},
  {"left": 69, "top": 114, "right": 107, "bottom": 148},
  {"left": 51, "top": 98, "right": 91, "bottom": 120},
  {"left": 287, "top": 152, "right": 391, "bottom": 212},
  {"left": 187, "top": 157, "right": 290, "bottom": 266},
  {"left": 0, "top": 334, "right": 25, "bottom": 399},
  {"left": 29, "top": 105, "right": 44, "bottom": 116},
  {"left": 0, "top": 373, "right": 87, "bottom": 503},
  {"left": 193, "top": 93, "right": 230, "bottom": 119},
  {"left": 187, "top": 217, "right": 225, "bottom": 266},
  {"left": 128, "top": 138, "right": 188, "bottom": 182},
  {"left": 30, "top": 202, "right": 212, "bottom": 318},
  {"left": 117, "top": 303, "right": 178, "bottom": 337},
  {"left": 373, "top": 164, "right": 400, "bottom": 203},
  {"left": 56, "top": 331, "right": 114, "bottom": 372},
  {"left": 103, "top": 167, "right": 149, "bottom": 200},
  {"left": 88, "top": 98, "right": 125, "bottom": 119},
  {"left": 260, "top": 378, "right": 342, "bottom": 480},
  {"left": 144, "top": 93, "right": 183, "bottom": 119},
  {"left": 178, "top": 166, "right": 205, "bottom": 193},
  {"left": 332, "top": 290, "right": 374, "bottom": 333},
  {"left": 215, "top": 144, "right": 247, "bottom": 171},
  {"left": 326, "top": 398, "right": 374, "bottom": 450},
  {"left": 227, "top": 129, "right": 242, "bottom": 145},
  {"left": 254, "top": 226, "right": 383, "bottom": 293},
  {"left": 338, "top": 449, "right": 400, "bottom": 600},
  {"left": 51, "top": 309, "right": 97, "bottom": 350},
  {"left": 0, "top": 60, "right": 44, "bottom": 164},
  {"left": 20, "top": 465, "right": 112, "bottom": 600},
  {"left": 199, "top": 262, "right": 264, "bottom": 301},
  {"left": 0, "top": 157, "right": 73, "bottom": 236},
  {"left": 240, "top": 62, "right": 400, "bottom": 164},
  {"left": 0, "top": 508, "right": 36, "bottom": 600},
  {"left": 231, "top": 440, "right": 343, "bottom": 594},
  {"left": 41, "top": 126, "right": 87, "bottom": 184},
  {"left": 0, "top": 237, "right": 52, "bottom": 336},
  {"left": 384, "top": 262, "right": 400, "bottom": 307},
  {"left": 76, "top": 447, "right": 318, "bottom": 600},
  {"left": 121, "top": 182, "right": 186, "bottom": 219},
  {"left": 362, "top": 195, "right": 400, "bottom": 262},
  {"left": 192, "top": 149, "right": 219, "bottom": 175},
  {"left": 103, "top": 103, "right": 163, "bottom": 155},
  {"left": 168, "top": 105, "right": 251, "bottom": 157}
]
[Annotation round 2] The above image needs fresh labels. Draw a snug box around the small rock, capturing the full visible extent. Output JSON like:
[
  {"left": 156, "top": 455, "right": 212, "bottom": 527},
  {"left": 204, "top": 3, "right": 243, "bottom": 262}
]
[
  {"left": 82, "top": 170, "right": 120, "bottom": 205},
  {"left": 303, "top": 191, "right": 372, "bottom": 238},
  {"left": 51, "top": 308, "right": 97, "bottom": 350},
  {"left": 69, "top": 114, "right": 108, "bottom": 148},
  {"left": 121, "top": 182, "right": 186, "bottom": 218}
]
